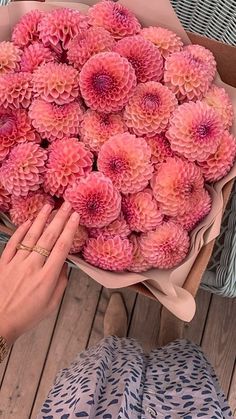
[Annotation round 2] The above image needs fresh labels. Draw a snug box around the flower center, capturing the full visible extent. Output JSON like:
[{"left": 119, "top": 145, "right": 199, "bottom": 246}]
[
  {"left": 143, "top": 93, "right": 160, "bottom": 111},
  {"left": 113, "top": 4, "right": 128, "bottom": 21},
  {"left": 196, "top": 123, "right": 212, "bottom": 142},
  {"left": 191, "top": 55, "right": 201, "bottom": 64},
  {"left": 176, "top": 182, "right": 194, "bottom": 198},
  {"left": 198, "top": 123, "right": 210, "bottom": 137},
  {"left": 101, "top": 114, "right": 111, "bottom": 126},
  {"left": 92, "top": 73, "right": 114, "bottom": 95},
  {"left": 109, "top": 157, "right": 127, "bottom": 174},
  {"left": 86, "top": 193, "right": 102, "bottom": 215},
  {"left": 54, "top": 104, "right": 67, "bottom": 119},
  {"left": 129, "top": 57, "right": 141, "bottom": 73},
  {"left": 160, "top": 241, "right": 173, "bottom": 254}
]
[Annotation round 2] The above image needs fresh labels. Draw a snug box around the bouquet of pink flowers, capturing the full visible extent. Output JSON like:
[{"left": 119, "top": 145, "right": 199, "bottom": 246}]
[{"left": 0, "top": 0, "right": 235, "bottom": 278}]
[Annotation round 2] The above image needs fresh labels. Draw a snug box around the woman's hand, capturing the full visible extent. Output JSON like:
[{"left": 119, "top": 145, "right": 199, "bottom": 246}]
[{"left": 0, "top": 202, "right": 80, "bottom": 345}]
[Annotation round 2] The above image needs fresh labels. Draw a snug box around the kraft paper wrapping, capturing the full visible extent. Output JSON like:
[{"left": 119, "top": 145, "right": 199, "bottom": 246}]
[{"left": 0, "top": 0, "right": 236, "bottom": 321}]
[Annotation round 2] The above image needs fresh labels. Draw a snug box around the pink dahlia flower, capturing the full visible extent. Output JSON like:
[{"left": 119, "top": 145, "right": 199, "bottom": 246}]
[
  {"left": 166, "top": 101, "right": 223, "bottom": 162},
  {"left": 12, "top": 10, "right": 44, "bottom": 48},
  {"left": 88, "top": 0, "right": 141, "bottom": 39},
  {"left": 38, "top": 8, "right": 89, "bottom": 51},
  {"left": 0, "top": 182, "right": 11, "bottom": 212},
  {"left": 151, "top": 157, "right": 204, "bottom": 217},
  {"left": 164, "top": 50, "right": 210, "bottom": 102},
  {"left": 171, "top": 189, "right": 212, "bottom": 232},
  {"left": 145, "top": 133, "right": 174, "bottom": 168},
  {"left": 0, "top": 143, "right": 47, "bottom": 197},
  {"left": 114, "top": 35, "right": 163, "bottom": 83},
  {"left": 184, "top": 44, "right": 216, "bottom": 83},
  {"left": 139, "top": 222, "right": 190, "bottom": 269},
  {"left": 80, "top": 110, "right": 127, "bottom": 153},
  {"left": 20, "top": 42, "right": 56, "bottom": 73},
  {"left": 0, "top": 41, "right": 21, "bottom": 75},
  {"left": 141, "top": 26, "right": 183, "bottom": 59},
  {"left": 97, "top": 133, "right": 153, "bottom": 194},
  {"left": 128, "top": 234, "right": 152, "bottom": 273},
  {"left": 70, "top": 225, "right": 88, "bottom": 254},
  {"left": 0, "top": 72, "right": 32, "bottom": 109},
  {"left": 0, "top": 108, "right": 39, "bottom": 161},
  {"left": 124, "top": 81, "right": 177, "bottom": 136},
  {"left": 202, "top": 84, "right": 234, "bottom": 130},
  {"left": 44, "top": 138, "right": 93, "bottom": 197},
  {"left": 198, "top": 131, "right": 236, "bottom": 182},
  {"left": 83, "top": 235, "right": 133, "bottom": 271},
  {"left": 64, "top": 172, "right": 121, "bottom": 228},
  {"left": 122, "top": 189, "right": 163, "bottom": 232},
  {"left": 89, "top": 213, "right": 131, "bottom": 239},
  {"left": 0, "top": 108, "right": 24, "bottom": 157},
  {"left": 79, "top": 52, "right": 137, "bottom": 113},
  {"left": 29, "top": 99, "right": 84, "bottom": 142},
  {"left": 10, "top": 191, "right": 54, "bottom": 226},
  {"left": 32, "top": 62, "right": 80, "bottom": 105},
  {"left": 67, "top": 26, "right": 115, "bottom": 71}
]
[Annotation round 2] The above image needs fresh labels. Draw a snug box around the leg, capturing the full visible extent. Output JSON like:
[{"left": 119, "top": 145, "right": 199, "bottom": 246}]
[
  {"left": 158, "top": 306, "right": 184, "bottom": 346},
  {"left": 104, "top": 293, "right": 128, "bottom": 338}
]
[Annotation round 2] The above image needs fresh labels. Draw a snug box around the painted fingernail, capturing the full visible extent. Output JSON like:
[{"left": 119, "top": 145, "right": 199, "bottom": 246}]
[
  {"left": 62, "top": 201, "right": 71, "bottom": 211},
  {"left": 41, "top": 204, "right": 52, "bottom": 214},
  {"left": 71, "top": 212, "right": 80, "bottom": 222}
]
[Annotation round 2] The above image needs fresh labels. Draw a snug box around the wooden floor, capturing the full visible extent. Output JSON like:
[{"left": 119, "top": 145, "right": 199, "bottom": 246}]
[{"left": 0, "top": 267, "right": 235, "bottom": 418}]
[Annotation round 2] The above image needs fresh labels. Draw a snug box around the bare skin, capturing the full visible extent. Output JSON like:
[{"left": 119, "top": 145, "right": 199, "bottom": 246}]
[{"left": 0, "top": 202, "right": 80, "bottom": 345}]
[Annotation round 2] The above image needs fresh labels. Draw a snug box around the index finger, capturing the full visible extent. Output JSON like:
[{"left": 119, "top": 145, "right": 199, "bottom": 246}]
[
  {"left": 28, "top": 201, "right": 72, "bottom": 267},
  {"left": 43, "top": 211, "right": 80, "bottom": 278},
  {"left": 1, "top": 220, "right": 32, "bottom": 264}
]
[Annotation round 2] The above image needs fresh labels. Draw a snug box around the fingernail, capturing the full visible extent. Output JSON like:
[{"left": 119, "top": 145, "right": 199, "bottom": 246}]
[
  {"left": 62, "top": 201, "right": 71, "bottom": 211},
  {"left": 41, "top": 204, "right": 52, "bottom": 214},
  {"left": 71, "top": 212, "right": 80, "bottom": 222}
]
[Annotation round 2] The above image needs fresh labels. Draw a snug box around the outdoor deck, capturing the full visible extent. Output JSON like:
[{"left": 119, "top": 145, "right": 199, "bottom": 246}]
[{"left": 0, "top": 267, "right": 235, "bottom": 418}]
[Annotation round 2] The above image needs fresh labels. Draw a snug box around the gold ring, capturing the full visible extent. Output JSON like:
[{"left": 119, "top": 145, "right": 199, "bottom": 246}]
[
  {"left": 16, "top": 243, "right": 33, "bottom": 252},
  {"left": 33, "top": 245, "right": 50, "bottom": 258}
]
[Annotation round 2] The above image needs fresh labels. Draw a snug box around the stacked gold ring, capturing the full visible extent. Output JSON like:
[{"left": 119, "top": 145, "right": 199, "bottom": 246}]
[
  {"left": 16, "top": 243, "right": 33, "bottom": 252},
  {"left": 16, "top": 243, "right": 50, "bottom": 257},
  {"left": 33, "top": 245, "right": 50, "bottom": 258}
]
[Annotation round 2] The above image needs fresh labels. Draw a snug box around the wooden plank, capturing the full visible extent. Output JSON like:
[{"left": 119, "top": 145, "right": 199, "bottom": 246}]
[
  {"left": 228, "top": 364, "right": 236, "bottom": 417},
  {"left": 183, "top": 289, "right": 212, "bottom": 345},
  {"left": 0, "top": 351, "right": 11, "bottom": 387},
  {"left": 201, "top": 295, "right": 236, "bottom": 395},
  {"left": 87, "top": 287, "right": 137, "bottom": 348},
  {"left": 0, "top": 311, "right": 59, "bottom": 419},
  {"left": 128, "top": 293, "right": 161, "bottom": 352},
  {"left": 30, "top": 269, "right": 102, "bottom": 418}
]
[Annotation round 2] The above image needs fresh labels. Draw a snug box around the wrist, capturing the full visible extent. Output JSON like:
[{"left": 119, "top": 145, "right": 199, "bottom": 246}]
[{"left": 0, "top": 315, "right": 17, "bottom": 347}]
